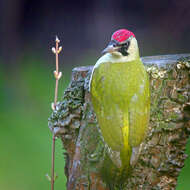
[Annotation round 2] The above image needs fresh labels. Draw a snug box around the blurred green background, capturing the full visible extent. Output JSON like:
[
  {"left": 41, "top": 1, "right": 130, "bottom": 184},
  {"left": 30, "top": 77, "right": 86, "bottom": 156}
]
[
  {"left": 0, "top": 0, "right": 190, "bottom": 189},
  {"left": 0, "top": 56, "right": 70, "bottom": 190}
]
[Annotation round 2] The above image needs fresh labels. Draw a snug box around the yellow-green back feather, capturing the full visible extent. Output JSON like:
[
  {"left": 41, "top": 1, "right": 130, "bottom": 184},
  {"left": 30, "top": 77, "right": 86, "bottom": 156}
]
[{"left": 90, "top": 57, "right": 150, "bottom": 168}]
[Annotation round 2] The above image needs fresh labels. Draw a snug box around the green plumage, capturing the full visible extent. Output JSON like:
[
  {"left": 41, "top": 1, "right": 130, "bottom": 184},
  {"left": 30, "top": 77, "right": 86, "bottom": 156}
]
[{"left": 90, "top": 56, "right": 150, "bottom": 169}]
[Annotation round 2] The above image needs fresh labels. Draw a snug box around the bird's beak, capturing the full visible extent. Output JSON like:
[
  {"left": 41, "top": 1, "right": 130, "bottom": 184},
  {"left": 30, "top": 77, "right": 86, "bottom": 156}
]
[{"left": 102, "top": 45, "right": 119, "bottom": 54}]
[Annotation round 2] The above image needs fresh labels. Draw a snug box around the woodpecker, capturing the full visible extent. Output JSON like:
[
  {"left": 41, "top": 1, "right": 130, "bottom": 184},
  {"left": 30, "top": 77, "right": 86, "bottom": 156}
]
[{"left": 90, "top": 29, "right": 150, "bottom": 173}]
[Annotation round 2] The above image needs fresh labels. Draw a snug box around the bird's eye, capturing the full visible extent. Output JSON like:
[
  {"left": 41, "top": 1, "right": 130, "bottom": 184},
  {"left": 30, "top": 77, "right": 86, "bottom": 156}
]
[
  {"left": 118, "top": 41, "right": 130, "bottom": 56},
  {"left": 123, "top": 41, "right": 129, "bottom": 47}
]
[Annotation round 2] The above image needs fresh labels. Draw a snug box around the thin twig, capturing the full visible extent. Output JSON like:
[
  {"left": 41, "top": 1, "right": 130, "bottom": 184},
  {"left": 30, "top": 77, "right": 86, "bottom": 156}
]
[
  {"left": 51, "top": 36, "right": 62, "bottom": 190},
  {"left": 52, "top": 36, "right": 62, "bottom": 109},
  {"left": 51, "top": 135, "right": 56, "bottom": 190},
  {"left": 54, "top": 79, "right": 59, "bottom": 107}
]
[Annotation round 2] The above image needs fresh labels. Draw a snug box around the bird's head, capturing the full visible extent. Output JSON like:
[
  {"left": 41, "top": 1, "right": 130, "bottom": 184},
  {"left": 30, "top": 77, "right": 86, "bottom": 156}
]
[{"left": 102, "top": 29, "right": 139, "bottom": 60}]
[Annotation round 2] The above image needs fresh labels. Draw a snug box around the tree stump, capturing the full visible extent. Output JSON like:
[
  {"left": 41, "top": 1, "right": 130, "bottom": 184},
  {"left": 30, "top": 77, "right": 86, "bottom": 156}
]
[{"left": 48, "top": 54, "right": 190, "bottom": 190}]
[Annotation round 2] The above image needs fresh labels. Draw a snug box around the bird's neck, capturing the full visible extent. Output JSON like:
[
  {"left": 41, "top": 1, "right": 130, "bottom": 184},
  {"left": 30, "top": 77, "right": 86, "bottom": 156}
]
[{"left": 126, "top": 37, "right": 140, "bottom": 61}]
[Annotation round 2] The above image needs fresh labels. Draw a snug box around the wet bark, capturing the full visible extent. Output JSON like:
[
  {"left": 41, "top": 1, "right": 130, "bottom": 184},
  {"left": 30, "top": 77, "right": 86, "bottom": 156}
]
[{"left": 48, "top": 54, "right": 190, "bottom": 190}]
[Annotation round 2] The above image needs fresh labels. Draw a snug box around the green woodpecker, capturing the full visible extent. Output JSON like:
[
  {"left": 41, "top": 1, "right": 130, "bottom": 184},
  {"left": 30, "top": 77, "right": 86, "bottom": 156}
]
[{"left": 90, "top": 29, "right": 150, "bottom": 171}]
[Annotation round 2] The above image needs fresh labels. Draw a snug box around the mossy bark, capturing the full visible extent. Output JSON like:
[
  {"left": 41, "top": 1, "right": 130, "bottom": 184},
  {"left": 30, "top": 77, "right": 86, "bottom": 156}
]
[{"left": 48, "top": 54, "right": 190, "bottom": 190}]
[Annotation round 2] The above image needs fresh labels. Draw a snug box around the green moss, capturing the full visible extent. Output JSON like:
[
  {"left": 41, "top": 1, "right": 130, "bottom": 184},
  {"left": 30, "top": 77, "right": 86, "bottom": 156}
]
[{"left": 177, "top": 93, "right": 188, "bottom": 103}]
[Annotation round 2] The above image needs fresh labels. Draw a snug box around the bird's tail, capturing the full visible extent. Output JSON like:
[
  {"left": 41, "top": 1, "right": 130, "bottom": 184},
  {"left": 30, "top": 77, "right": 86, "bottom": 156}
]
[
  {"left": 101, "top": 114, "right": 132, "bottom": 189},
  {"left": 114, "top": 120, "right": 131, "bottom": 189}
]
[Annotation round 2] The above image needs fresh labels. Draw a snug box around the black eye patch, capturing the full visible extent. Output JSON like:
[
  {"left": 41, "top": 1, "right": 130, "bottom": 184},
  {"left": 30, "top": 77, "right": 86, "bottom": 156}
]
[
  {"left": 108, "top": 40, "right": 130, "bottom": 56},
  {"left": 118, "top": 41, "right": 130, "bottom": 56}
]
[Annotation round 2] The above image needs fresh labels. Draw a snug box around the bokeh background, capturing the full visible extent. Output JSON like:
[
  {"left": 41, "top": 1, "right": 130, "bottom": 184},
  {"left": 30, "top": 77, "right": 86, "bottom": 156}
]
[{"left": 0, "top": 0, "right": 190, "bottom": 189}]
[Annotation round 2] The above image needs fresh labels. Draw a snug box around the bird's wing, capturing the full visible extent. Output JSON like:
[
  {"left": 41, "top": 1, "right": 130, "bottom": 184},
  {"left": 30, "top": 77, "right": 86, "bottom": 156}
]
[
  {"left": 90, "top": 63, "right": 124, "bottom": 151},
  {"left": 128, "top": 63, "right": 150, "bottom": 147}
]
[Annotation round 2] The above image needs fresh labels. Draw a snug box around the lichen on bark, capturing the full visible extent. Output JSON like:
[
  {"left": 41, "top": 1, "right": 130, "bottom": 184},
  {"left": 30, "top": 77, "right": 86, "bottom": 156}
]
[{"left": 48, "top": 54, "right": 190, "bottom": 190}]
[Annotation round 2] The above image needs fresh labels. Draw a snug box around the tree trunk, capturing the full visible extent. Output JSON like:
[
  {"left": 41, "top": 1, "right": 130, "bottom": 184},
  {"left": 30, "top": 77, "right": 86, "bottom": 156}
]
[{"left": 48, "top": 54, "right": 190, "bottom": 190}]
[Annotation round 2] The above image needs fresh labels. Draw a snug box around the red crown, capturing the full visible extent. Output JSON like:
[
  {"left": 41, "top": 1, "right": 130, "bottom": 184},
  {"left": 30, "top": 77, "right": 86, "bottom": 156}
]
[{"left": 111, "top": 29, "right": 135, "bottom": 43}]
